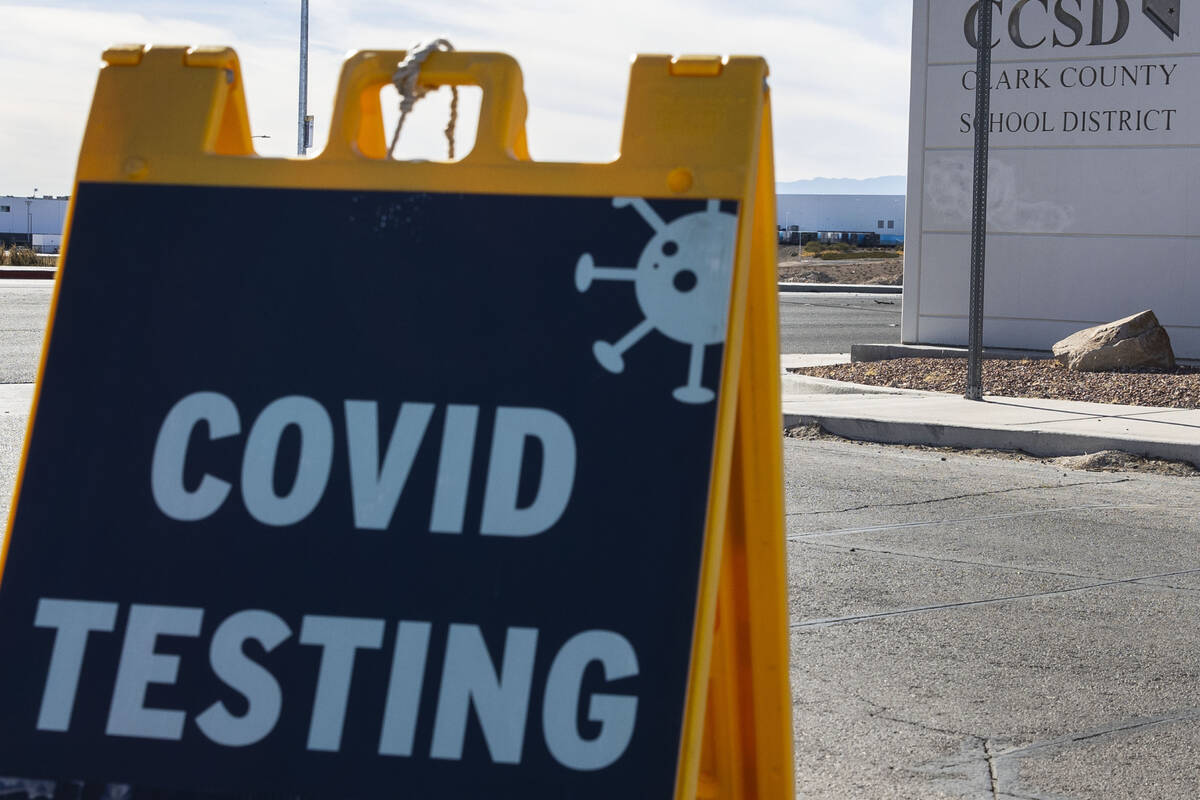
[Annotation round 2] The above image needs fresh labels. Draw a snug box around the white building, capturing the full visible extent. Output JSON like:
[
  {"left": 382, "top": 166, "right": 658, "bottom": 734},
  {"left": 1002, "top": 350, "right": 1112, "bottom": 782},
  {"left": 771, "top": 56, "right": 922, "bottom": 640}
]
[
  {"left": 0, "top": 196, "right": 69, "bottom": 253},
  {"left": 776, "top": 194, "right": 905, "bottom": 245}
]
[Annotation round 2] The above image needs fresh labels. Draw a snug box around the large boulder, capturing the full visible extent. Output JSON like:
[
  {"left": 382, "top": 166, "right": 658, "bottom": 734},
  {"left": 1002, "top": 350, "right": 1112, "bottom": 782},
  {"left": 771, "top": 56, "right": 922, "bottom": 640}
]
[{"left": 1052, "top": 310, "right": 1175, "bottom": 371}]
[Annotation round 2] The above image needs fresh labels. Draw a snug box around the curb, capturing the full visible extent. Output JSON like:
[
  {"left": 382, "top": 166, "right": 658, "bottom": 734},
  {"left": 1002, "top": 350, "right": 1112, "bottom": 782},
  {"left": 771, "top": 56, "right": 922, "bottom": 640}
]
[
  {"left": 850, "top": 342, "right": 1050, "bottom": 362},
  {"left": 778, "top": 282, "right": 901, "bottom": 295},
  {"left": 782, "top": 373, "right": 937, "bottom": 397},
  {"left": 781, "top": 372, "right": 1200, "bottom": 465},
  {"left": 0, "top": 267, "right": 56, "bottom": 280},
  {"left": 781, "top": 409, "right": 1200, "bottom": 467}
]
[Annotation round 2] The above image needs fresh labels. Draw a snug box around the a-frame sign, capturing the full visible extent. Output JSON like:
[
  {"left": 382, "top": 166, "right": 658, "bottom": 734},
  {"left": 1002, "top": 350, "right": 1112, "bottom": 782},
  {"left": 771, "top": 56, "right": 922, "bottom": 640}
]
[{"left": 0, "top": 46, "right": 793, "bottom": 799}]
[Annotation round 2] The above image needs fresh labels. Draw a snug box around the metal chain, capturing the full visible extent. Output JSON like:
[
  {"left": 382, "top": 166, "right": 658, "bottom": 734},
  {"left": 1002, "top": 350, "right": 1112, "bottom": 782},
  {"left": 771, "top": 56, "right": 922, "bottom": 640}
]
[{"left": 388, "top": 38, "right": 458, "bottom": 159}]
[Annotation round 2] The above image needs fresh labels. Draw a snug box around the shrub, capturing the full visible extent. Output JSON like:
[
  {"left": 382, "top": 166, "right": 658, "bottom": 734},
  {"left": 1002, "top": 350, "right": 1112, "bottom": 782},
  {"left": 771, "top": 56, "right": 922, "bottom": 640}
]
[
  {"left": 805, "top": 241, "right": 852, "bottom": 254},
  {"left": 821, "top": 242, "right": 852, "bottom": 253}
]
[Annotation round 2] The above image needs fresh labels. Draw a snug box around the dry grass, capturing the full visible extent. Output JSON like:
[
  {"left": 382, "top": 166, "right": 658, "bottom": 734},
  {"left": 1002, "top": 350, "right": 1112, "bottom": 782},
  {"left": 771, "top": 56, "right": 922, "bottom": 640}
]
[{"left": 1, "top": 246, "right": 56, "bottom": 267}]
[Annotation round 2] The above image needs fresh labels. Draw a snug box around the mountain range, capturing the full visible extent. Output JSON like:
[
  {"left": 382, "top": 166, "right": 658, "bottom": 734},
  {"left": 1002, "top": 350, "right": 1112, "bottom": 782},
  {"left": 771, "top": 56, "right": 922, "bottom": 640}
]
[{"left": 775, "top": 176, "right": 906, "bottom": 195}]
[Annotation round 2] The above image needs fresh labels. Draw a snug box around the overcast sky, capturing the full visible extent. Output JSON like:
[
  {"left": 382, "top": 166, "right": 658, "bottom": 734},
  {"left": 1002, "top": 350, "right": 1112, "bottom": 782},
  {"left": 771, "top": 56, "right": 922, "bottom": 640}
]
[{"left": 1, "top": 1, "right": 912, "bottom": 196}]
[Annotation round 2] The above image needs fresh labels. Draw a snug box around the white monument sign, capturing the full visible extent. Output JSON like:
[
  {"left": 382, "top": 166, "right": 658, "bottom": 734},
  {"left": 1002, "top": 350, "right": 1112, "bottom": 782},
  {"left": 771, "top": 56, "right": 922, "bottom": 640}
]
[{"left": 905, "top": 0, "right": 1200, "bottom": 357}]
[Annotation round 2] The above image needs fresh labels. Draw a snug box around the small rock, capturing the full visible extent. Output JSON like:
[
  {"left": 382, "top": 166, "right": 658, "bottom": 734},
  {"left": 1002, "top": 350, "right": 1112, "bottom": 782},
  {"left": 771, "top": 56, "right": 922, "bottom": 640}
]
[{"left": 1051, "top": 310, "right": 1175, "bottom": 372}]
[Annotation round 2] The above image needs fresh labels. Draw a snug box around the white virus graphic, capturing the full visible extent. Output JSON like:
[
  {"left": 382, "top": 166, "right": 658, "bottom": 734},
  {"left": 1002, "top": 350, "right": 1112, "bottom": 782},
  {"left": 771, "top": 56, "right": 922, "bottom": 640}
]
[{"left": 575, "top": 197, "right": 736, "bottom": 404}]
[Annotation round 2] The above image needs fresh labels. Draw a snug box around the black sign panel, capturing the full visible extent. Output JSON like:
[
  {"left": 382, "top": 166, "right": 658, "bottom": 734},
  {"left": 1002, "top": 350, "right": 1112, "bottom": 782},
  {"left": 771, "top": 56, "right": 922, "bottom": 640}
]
[{"left": 0, "top": 183, "right": 738, "bottom": 798}]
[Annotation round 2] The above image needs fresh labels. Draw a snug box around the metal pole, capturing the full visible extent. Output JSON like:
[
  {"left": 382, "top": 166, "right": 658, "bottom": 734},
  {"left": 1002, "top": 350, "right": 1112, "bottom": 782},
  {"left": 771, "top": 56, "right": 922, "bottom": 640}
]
[
  {"left": 965, "top": 1, "right": 993, "bottom": 401},
  {"left": 297, "top": 0, "right": 309, "bottom": 155}
]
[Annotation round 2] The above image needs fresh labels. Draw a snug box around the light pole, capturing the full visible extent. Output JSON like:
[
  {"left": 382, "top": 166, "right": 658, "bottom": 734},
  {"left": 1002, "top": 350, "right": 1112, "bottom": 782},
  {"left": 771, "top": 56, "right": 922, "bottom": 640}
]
[
  {"left": 25, "top": 198, "right": 32, "bottom": 248},
  {"left": 297, "top": 0, "right": 310, "bottom": 155}
]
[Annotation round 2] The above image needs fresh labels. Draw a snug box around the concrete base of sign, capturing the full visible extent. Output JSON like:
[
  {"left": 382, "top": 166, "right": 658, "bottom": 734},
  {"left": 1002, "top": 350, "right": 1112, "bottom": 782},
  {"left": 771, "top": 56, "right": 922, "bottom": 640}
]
[{"left": 850, "top": 343, "right": 1054, "bottom": 363}]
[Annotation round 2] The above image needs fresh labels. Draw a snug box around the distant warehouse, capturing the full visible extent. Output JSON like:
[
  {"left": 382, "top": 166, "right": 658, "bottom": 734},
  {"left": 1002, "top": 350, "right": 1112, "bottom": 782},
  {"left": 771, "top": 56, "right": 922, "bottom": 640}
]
[
  {"left": 776, "top": 194, "right": 905, "bottom": 246},
  {"left": 3, "top": 193, "right": 907, "bottom": 255},
  {"left": 0, "top": 195, "right": 69, "bottom": 253}
]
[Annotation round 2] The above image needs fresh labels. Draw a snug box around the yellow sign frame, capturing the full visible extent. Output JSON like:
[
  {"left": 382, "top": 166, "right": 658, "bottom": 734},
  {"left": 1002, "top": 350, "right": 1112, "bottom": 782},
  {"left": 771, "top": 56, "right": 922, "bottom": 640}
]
[{"left": 8, "top": 45, "right": 792, "bottom": 799}]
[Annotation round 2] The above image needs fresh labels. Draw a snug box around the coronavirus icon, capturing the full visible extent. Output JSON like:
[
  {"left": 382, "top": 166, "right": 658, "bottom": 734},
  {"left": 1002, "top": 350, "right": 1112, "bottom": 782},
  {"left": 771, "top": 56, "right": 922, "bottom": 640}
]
[{"left": 575, "top": 197, "right": 737, "bottom": 404}]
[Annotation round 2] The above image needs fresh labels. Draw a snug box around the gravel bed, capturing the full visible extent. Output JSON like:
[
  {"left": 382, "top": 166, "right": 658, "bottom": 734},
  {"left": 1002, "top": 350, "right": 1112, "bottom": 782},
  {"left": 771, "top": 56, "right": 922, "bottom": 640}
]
[{"left": 792, "top": 357, "right": 1200, "bottom": 409}]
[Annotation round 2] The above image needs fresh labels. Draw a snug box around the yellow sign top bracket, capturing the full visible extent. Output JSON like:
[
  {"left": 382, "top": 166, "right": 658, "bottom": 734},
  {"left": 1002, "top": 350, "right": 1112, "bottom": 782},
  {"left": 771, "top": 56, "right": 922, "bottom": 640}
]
[{"left": 78, "top": 45, "right": 767, "bottom": 201}]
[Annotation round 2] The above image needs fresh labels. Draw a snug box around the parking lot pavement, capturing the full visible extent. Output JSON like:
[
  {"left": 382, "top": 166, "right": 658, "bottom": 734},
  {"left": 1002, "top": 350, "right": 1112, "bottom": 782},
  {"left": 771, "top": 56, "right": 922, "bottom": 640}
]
[
  {"left": 2, "top": 308, "right": 1198, "bottom": 797},
  {"left": 0, "top": 281, "right": 52, "bottom": 384},
  {"left": 786, "top": 435, "right": 1200, "bottom": 799}
]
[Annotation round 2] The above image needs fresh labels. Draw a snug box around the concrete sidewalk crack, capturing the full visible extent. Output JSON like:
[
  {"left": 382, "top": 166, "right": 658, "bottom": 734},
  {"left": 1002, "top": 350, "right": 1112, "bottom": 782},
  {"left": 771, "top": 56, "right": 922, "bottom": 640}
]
[
  {"left": 984, "top": 739, "right": 1001, "bottom": 800},
  {"left": 797, "top": 540, "right": 1200, "bottom": 597},
  {"left": 1131, "top": 579, "right": 1200, "bottom": 594},
  {"left": 787, "top": 503, "right": 1173, "bottom": 540},
  {"left": 1006, "top": 709, "right": 1200, "bottom": 755},
  {"left": 853, "top": 693, "right": 981, "bottom": 741},
  {"left": 936, "top": 707, "right": 1200, "bottom": 769},
  {"left": 791, "top": 567, "right": 1200, "bottom": 629},
  {"left": 879, "top": 713, "right": 981, "bottom": 742},
  {"left": 853, "top": 694, "right": 1012, "bottom": 798},
  {"left": 922, "top": 710, "right": 1200, "bottom": 800},
  {"left": 798, "top": 539, "right": 1111, "bottom": 581},
  {"left": 786, "top": 478, "right": 1132, "bottom": 517}
]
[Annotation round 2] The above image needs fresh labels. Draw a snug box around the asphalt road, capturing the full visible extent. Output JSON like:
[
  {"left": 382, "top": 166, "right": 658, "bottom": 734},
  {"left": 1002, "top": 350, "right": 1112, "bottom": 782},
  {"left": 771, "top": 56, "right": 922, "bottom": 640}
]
[
  {"left": 778, "top": 291, "right": 901, "bottom": 354},
  {"left": 0, "top": 280, "right": 52, "bottom": 384},
  {"left": 785, "top": 435, "right": 1200, "bottom": 799},
  {"left": 0, "top": 284, "right": 900, "bottom": 384},
  {"left": 2, "top": 279, "right": 1199, "bottom": 797}
]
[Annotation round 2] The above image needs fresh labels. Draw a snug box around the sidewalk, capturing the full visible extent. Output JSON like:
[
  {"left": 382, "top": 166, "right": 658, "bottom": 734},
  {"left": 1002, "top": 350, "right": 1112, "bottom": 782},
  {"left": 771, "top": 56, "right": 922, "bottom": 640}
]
[
  {"left": 782, "top": 355, "right": 1200, "bottom": 467},
  {"left": 7, "top": 361, "right": 1200, "bottom": 468}
]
